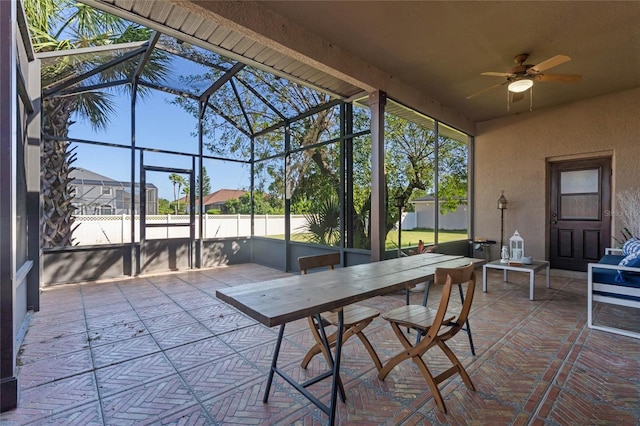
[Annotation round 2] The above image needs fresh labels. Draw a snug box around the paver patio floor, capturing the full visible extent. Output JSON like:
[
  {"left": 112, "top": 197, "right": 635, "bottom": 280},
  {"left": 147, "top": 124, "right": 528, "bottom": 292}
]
[{"left": 1, "top": 263, "right": 639, "bottom": 425}]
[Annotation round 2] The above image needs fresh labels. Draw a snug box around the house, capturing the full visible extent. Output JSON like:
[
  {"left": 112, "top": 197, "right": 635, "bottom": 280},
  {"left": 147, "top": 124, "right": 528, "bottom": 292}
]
[
  {"left": 70, "top": 167, "right": 158, "bottom": 215},
  {"left": 179, "top": 189, "right": 247, "bottom": 213}
]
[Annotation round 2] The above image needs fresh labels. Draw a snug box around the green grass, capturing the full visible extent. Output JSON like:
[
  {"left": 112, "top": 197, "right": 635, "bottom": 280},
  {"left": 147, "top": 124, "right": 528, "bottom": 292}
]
[
  {"left": 265, "top": 229, "right": 468, "bottom": 249},
  {"left": 386, "top": 229, "right": 467, "bottom": 249}
]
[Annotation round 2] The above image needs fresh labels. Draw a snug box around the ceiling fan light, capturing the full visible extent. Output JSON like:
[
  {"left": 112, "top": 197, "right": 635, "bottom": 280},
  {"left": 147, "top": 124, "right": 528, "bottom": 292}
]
[{"left": 508, "top": 79, "right": 534, "bottom": 93}]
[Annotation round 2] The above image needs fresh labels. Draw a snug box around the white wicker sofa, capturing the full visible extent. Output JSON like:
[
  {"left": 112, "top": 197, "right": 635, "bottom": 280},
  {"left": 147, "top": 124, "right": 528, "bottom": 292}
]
[{"left": 587, "top": 247, "right": 640, "bottom": 339}]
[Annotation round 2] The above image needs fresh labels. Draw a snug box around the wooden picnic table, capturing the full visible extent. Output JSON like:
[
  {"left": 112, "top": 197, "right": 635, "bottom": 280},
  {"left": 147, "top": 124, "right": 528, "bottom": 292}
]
[{"left": 216, "top": 253, "right": 481, "bottom": 425}]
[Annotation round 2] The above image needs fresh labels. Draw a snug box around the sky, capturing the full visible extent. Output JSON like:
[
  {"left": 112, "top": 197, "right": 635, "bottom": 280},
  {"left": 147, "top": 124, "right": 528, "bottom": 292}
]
[{"left": 68, "top": 90, "right": 251, "bottom": 201}]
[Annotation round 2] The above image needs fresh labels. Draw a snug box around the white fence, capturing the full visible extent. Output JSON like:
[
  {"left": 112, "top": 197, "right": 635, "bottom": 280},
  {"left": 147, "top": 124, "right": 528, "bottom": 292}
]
[
  {"left": 72, "top": 212, "right": 443, "bottom": 245},
  {"left": 73, "top": 214, "right": 309, "bottom": 245}
]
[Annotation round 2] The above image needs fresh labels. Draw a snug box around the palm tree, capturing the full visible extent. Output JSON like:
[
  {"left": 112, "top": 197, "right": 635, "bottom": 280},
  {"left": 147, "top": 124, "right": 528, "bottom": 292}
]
[
  {"left": 169, "top": 173, "right": 187, "bottom": 214},
  {"left": 301, "top": 195, "right": 341, "bottom": 246},
  {"left": 25, "top": 0, "right": 168, "bottom": 247}
]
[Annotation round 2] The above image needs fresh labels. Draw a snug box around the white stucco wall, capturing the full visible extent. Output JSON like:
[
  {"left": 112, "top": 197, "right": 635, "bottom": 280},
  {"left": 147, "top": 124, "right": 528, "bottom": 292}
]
[{"left": 474, "top": 87, "right": 640, "bottom": 261}]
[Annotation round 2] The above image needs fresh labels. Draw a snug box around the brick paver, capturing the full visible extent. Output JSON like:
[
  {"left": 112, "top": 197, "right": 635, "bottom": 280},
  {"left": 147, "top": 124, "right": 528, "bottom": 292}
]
[{"left": 1, "top": 264, "right": 638, "bottom": 425}]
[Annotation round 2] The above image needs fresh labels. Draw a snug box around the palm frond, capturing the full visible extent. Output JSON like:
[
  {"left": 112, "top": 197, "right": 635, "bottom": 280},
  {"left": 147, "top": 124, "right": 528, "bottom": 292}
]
[
  {"left": 74, "top": 91, "right": 116, "bottom": 130},
  {"left": 302, "top": 195, "right": 341, "bottom": 246}
]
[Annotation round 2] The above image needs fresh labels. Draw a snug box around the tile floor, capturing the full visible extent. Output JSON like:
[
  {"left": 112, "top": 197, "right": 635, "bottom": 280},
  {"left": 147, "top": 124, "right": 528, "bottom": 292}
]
[{"left": 1, "top": 263, "right": 639, "bottom": 425}]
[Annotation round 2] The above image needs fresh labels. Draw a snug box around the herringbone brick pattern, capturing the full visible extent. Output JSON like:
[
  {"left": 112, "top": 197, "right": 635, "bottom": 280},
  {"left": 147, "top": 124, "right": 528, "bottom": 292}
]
[{"left": 1, "top": 264, "right": 639, "bottom": 425}]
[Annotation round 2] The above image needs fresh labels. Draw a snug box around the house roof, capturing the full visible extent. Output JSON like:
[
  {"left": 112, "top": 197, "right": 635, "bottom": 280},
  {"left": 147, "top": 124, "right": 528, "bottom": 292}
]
[
  {"left": 178, "top": 189, "right": 247, "bottom": 205},
  {"left": 203, "top": 189, "right": 247, "bottom": 205},
  {"left": 70, "top": 167, "right": 157, "bottom": 189}
]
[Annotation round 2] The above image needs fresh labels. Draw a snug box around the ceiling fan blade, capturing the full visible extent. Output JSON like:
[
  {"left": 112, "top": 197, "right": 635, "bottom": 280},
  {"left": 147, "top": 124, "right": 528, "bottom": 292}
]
[
  {"left": 511, "top": 92, "right": 525, "bottom": 103},
  {"left": 535, "top": 73, "right": 582, "bottom": 82},
  {"left": 467, "top": 81, "right": 507, "bottom": 99},
  {"left": 481, "top": 72, "right": 513, "bottom": 77},
  {"left": 529, "top": 55, "right": 571, "bottom": 73}
]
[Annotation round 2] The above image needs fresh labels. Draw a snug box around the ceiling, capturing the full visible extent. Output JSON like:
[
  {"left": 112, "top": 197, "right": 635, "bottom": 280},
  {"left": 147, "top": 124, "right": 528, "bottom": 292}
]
[
  {"left": 258, "top": 1, "right": 640, "bottom": 123},
  {"left": 87, "top": 1, "right": 640, "bottom": 124}
]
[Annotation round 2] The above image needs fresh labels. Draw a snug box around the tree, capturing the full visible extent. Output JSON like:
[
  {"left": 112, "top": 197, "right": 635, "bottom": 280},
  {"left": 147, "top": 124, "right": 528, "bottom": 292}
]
[
  {"left": 157, "top": 198, "right": 172, "bottom": 215},
  {"left": 223, "top": 192, "right": 283, "bottom": 215},
  {"left": 299, "top": 195, "right": 341, "bottom": 246},
  {"left": 172, "top": 41, "right": 468, "bottom": 248},
  {"left": 169, "top": 173, "right": 187, "bottom": 214},
  {"left": 196, "top": 166, "right": 211, "bottom": 196},
  {"left": 25, "top": 0, "right": 168, "bottom": 247}
]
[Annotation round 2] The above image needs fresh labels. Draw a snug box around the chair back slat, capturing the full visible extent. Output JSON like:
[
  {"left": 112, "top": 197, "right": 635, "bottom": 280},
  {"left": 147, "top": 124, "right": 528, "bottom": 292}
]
[
  {"left": 456, "top": 271, "right": 476, "bottom": 326},
  {"left": 298, "top": 252, "right": 341, "bottom": 275},
  {"left": 434, "top": 262, "right": 474, "bottom": 286},
  {"left": 434, "top": 262, "right": 476, "bottom": 338},
  {"left": 423, "top": 275, "right": 453, "bottom": 344}
]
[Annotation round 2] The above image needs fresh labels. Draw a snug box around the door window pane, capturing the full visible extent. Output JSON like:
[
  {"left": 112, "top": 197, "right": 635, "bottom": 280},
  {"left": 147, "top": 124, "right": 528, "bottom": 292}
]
[
  {"left": 560, "top": 194, "right": 600, "bottom": 220},
  {"left": 559, "top": 168, "right": 601, "bottom": 220},
  {"left": 560, "top": 169, "right": 599, "bottom": 194}
]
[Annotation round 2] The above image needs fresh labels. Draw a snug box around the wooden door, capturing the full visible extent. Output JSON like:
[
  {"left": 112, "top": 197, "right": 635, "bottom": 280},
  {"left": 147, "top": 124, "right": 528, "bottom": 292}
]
[{"left": 549, "top": 158, "right": 611, "bottom": 271}]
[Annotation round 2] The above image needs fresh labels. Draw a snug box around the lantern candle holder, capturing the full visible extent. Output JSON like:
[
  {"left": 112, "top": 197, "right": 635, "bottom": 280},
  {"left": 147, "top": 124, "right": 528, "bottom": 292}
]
[{"left": 509, "top": 230, "right": 524, "bottom": 261}]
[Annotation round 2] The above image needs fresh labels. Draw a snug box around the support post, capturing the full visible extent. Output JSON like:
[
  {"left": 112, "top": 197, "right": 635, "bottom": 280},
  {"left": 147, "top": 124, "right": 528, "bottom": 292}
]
[
  {"left": 369, "top": 90, "right": 386, "bottom": 262},
  {"left": 0, "top": 0, "right": 18, "bottom": 411}
]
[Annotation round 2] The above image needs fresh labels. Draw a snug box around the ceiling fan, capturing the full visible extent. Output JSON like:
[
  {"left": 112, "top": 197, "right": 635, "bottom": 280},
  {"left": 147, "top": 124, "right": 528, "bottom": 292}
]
[{"left": 467, "top": 53, "right": 582, "bottom": 102}]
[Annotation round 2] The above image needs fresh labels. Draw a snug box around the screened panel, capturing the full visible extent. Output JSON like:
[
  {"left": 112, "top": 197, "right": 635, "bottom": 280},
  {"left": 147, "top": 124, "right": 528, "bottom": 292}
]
[
  {"left": 289, "top": 104, "right": 341, "bottom": 149},
  {"left": 156, "top": 35, "right": 236, "bottom": 96},
  {"left": 437, "top": 124, "right": 469, "bottom": 243},
  {"left": 66, "top": 89, "right": 131, "bottom": 145},
  {"left": 349, "top": 134, "right": 372, "bottom": 250},
  {"left": 40, "top": 47, "right": 143, "bottom": 92},
  {"left": 352, "top": 103, "right": 371, "bottom": 134},
  {"left": 253, "top": 156, "right": 285, "bottom": 239},
  {"left": 289, "top": 143, "right": 341, "bottom": 246},
  {"left": 254, "top": 129, "right": 284, "bottom": 160},
  {"left": 137, "top": 91, "right": 199, "bottom": 154},
  {"left": 384, "top": 100, "right": 437, "bottom": 252}
]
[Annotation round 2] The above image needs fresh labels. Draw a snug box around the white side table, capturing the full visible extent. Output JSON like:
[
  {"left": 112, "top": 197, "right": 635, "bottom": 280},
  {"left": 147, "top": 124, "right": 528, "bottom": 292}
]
[{"left": 482, "top": 260, "right": 550, "bottom": 301}]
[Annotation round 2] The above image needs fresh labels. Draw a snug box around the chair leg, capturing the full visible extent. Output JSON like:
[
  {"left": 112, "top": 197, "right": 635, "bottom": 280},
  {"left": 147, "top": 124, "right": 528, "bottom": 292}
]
[
  {"left": 457, "top": 284, "right": 476, "bottom": 356},
  {"left": 436, "top": 340, "right": 475, "bottom": 391},
  {"left": 301, "top": 316, "right": 334, "bottom": 369},
  {"left": 378, "top": 321, "right": 426, "bottom": 380},
  {"left": 354, "top": 330, "right": 383, "bottom": 372},
  {"left": 302, "top": 319, "right": 378, "bottom": 370},
  {"left": 412, "top": 351, "right": 448, "bottom": 413},
  {"left": 378, "top": 322, "right": 447, "bottom": 412},
  {"left": 415, "top": 281, "right": 433, "bottom": 345},
  {"left": 308, "top": 315, "right": 347, "bottom": 402}
]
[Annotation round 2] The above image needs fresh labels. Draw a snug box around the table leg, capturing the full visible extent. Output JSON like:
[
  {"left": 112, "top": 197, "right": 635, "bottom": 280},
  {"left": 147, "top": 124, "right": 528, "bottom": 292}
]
[
  {"left": 482, "top": 265, "right": 487, "bottom": 293},
  {"left": 546, "top": 264, "right": 551, "bottom": 288},
  {"left": 316, "top": 314, "right": 346, "bottom": 402},
  {"left": 263, "top": 323, "right": 285, "bottom": 403},
  {"left": 329, "top": 310, "right": 344, "bottom": 426},
  {"left": 421, "top": 281, "right": 432, "bottom": 306},
  {"left": 504, "top": 269, "right": 508, "bottom": 282},
  {"left": 529, "top": 271, "right": 535, "bottom": 301}
]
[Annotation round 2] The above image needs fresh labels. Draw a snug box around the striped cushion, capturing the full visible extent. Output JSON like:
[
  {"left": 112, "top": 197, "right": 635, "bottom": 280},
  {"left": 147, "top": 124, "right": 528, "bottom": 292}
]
[
  {"left": 622, "top": 237, "right": 640, "bottom": 256},
  {"left": 616, "top": 250, "right": 640, "bottom": 282}
]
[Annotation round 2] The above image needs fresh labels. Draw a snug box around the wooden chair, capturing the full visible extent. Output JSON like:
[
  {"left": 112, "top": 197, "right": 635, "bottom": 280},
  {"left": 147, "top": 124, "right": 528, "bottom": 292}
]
[
  {"left": 417, "top": 276, "right": 476, "bottom": 356},
  {"left": 298, "top": 253, "right": 383, "bottom": 373},
  {"left": 378, "top": 262, "right": 476, "bottom": 413}
]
